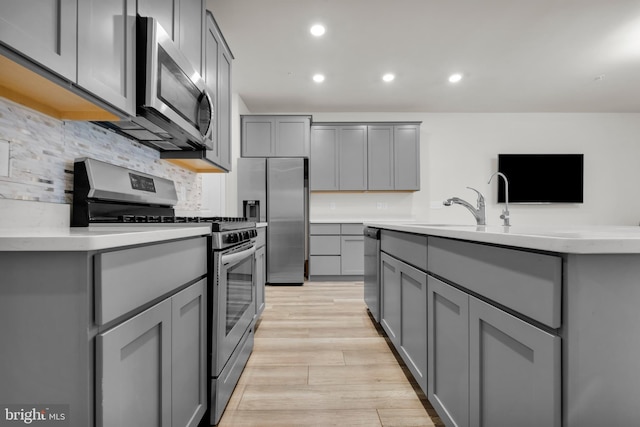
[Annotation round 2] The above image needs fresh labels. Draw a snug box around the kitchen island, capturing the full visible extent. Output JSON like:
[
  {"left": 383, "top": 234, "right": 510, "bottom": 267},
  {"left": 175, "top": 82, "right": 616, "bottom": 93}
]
[{"left": 364, "top": 222, "right": 640, "bottom": 427}]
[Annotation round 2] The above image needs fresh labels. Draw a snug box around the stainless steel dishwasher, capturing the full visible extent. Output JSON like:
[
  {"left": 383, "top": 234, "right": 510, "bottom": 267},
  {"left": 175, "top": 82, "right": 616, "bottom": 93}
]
[{"left": 364, "top": 227, "right": 381, "bottom": 322}]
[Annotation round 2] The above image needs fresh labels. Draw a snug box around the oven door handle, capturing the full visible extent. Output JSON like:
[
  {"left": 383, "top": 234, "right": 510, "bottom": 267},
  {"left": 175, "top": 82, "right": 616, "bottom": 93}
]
[{"left": 221, "top": 245, "right": 256, "bottom": 267}]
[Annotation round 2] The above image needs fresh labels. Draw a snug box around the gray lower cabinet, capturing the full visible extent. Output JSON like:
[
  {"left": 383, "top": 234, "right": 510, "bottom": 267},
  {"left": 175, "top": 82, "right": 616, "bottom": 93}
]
[
  {"left": 341, "top": 235, "right": 364, "bottom": 275},
  {"left": 98, "top": 279, "right": 207, "bottom": 427},
  {"left": 427, "top": 274, "right": 561, "bottom": 427},
  {"left": 309, "top": 223, "right": 364, "bottom": 279},
  {"left": 0, "top": 236, "right": 208, "bottom": 427},
  {"left": 427, "top": 275, "right": 469, "bottom": 427},
  {"left": 0, "top": 0, "right": 77, "bottom": 80},
  {"left": 97, "top": 297, "right": 173, "bottom": 427},
  {"left": 469, "top": 295, "right": 560, "bottom": 427},
  {"left": 241, "top": 115, "right": 311, "bottom": 158},
  {"left": 254, "top": 228, "right": 266, "bottom": 318},
  {"left": 77, "top": 0, "right": 136, "bottom": 115},
  {"left": 380, "top": 252, "right": 428, "bottom": 394}
]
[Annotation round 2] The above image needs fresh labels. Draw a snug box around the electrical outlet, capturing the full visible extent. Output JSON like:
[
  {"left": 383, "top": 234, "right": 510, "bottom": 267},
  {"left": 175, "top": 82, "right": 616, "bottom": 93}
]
[{"left": 0, "top": 140, "right": 9, "bottom": 177}]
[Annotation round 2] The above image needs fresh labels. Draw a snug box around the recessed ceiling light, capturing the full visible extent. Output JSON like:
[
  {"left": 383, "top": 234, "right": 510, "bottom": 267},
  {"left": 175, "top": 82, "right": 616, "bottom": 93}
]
[
  {"left": 313, "top": 74, "right": 325, "bottom": 83},
  {"left": 382, "top": 73, "right": 395, "bottom": 82},
  {"left": 448, "top": 73, "right": 463, "bottom": 83},
  {"left": 310, "top": 24, "right": 326, "bottom": 37}
]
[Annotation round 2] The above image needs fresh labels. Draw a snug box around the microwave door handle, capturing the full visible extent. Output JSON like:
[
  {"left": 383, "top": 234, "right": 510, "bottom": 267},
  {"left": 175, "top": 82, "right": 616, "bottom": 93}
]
[
  {"left": 221, "top": 245, "right": 256, "bottom": 268},
  {"left": 201, "top": 90, "right": 215, "bottom": 141}
]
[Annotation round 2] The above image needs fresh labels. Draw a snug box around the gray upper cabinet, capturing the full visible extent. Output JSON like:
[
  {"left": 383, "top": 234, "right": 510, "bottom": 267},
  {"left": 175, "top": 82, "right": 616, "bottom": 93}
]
[
  {"left": 310, "top": 124, "right": 367, "bottom": 191},
  {"left": 310, "top": 126, "right": 339, "bottom": 191},
  {"left": 339, "top": 126, "right": 368, "bottom": 190},
  {"left": 394, "top": 124, "right": 421, "bottom": 191},
  {"left": 367, "top": 126, "right": 394, "bottom": 190},
  {"left": 137, "top": 0, "right": 178, "bottom": 40},
  {"left": 137, "top": 0, "right": 205, "bottom": 75},
  {"left": 77, "top": 0, "right": 136, "bottom": 115},
  {"left": 203, "top": 11, "right": 232, "bottom": 172},
  {"left": 242, "top": 115, "right": 311, "bottom": 158},
  {"left": 0, "top": 0, "right": 77, "bottom": 81},
  {"left": 311, "top": 122, "right": 421, "bottom": 191},
  {"left": 178, "top": 0, "right": 205, "bottom": 76}
]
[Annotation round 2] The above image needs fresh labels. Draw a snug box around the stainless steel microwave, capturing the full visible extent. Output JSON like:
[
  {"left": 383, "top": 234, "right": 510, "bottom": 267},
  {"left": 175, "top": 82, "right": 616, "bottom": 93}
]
[{"left": 95, "top": 17, "right": 214, "bottom": 152}]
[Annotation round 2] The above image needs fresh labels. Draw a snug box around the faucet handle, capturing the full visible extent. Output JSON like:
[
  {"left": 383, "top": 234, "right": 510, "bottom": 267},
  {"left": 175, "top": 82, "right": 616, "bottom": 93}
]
[{"left": 465, "top": 187, "right": 485, "bottom": 207}]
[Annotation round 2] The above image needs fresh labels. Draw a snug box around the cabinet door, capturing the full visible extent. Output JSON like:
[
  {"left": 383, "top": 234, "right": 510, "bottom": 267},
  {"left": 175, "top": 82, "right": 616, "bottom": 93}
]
[
  {"left": 399, "top": 261, "right": 428, "bottom": 394},
  {"left": 428, "top": 276, "right": 470, "bottom": 427},
  {"left": 367, "top": 126, "right": 394, "bottom": 190},
  {"left": 77, "top": 0, "right": 136, "bottom": 115},
  {"left": 0, "top": 0, "right": 77, "bottom": 80},
  {"left": 216, "top": 43, "right": 233, "bottom": 170},
  {"left": 380, "top": 253, "right": 401, "bottom": 348},
  {"left": 204, "top": 12, "right": 232, "bottom": 171},
  {"left": 341, "top": 235, "right": 364, "bottom": 275},
  {"left": 255, "top": 245, "right": 266, "bottom": 317},
  {"left": 138, "top": 0, "right": 178, "bottom": 41},
  {"left": 178, "top": 0, "right": 204, "bottom": 75},
  {"left": 339, "top": 125, "right": 368, "bottom": 190},
  {"left": 275, "top": 116, "right": 311, "bottom": 157},
  {"left": 242, "top": 116, "right": 275, "bottom": 157},
  {"left": 394, "top": 124, "right": 420, "bottom": 190},
  {"left": 172, "top": 280, "right": 206, "bottom": 427},
  {"left": 469, "top": 297, "right": 561, "bottom": 427},
  {"left": 310, "top": 126, "right": 339, "bottom": 190},
  {"left": 97, "top": 299, "right": 172, "bottom": 427}
]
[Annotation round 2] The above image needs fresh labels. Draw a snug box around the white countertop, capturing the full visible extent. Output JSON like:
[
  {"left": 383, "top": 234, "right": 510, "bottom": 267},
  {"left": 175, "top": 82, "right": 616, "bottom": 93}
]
[
  {"left": 0, "top": 226, "right": 211, "bottom": 251},
  {"left": 364, "top": 222, "right": 640, "bottom": 254},
  {"left": 311, "top": 218, "right": 414, "bottom": 224}
]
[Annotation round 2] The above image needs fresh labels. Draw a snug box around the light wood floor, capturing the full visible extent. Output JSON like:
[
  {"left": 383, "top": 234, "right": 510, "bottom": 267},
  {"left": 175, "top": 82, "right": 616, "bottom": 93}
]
[{"left": 216, "top": 281, "right": 444, "bottom": 427}]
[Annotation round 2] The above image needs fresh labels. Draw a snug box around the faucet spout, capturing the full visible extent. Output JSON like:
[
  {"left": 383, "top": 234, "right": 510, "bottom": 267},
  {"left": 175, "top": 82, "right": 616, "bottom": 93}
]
[
  {"left": 443, "top": 187, "right": 486, "bottom": 225},
  {"left": 488, "top": 172, "right": 511, "bottom": 226}
]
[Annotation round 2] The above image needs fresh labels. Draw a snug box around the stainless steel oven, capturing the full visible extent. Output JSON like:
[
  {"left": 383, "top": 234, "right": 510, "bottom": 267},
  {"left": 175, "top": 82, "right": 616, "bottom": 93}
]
[{"left": 210, "top": 238, "right": 256, "bottom": 424}]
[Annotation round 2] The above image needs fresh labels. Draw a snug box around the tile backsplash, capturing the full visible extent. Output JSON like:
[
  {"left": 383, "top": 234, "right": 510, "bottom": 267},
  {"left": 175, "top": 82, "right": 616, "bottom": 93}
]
[{"left": 0, "top": 98, "right": 201, "bottom": 211}]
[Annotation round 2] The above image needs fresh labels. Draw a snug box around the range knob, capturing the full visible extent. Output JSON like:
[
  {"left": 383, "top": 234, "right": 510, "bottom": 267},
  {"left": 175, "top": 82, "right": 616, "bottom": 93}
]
[{"left": 226, "top": 233, "right": 239, "bottom": 244}]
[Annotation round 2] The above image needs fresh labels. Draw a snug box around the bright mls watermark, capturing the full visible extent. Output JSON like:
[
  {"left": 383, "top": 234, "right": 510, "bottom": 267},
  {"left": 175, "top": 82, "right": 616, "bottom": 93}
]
[{"left": 0, "top": 405, "right": 68, "bottom": 426}]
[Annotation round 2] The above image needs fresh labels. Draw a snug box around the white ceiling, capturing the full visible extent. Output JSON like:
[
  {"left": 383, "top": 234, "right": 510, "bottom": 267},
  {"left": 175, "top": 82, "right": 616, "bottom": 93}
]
[{"left": 206, "top": 0, "right": 640, "bottom": 113}]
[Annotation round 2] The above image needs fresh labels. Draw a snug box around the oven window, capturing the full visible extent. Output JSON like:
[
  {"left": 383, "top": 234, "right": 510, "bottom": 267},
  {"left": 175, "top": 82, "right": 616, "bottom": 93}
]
[
  {"left": 157, "top": 46, "right": 201, "bottom": 129},
  {"left": 225, "top": 254, "right": 253, "bottom": 335}
]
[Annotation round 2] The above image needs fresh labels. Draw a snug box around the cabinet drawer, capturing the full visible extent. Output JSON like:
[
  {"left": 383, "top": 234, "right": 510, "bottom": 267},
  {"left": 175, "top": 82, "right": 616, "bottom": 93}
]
[
  {"left": 428, "top": 237, "right": 562, "bottom": 328},
  {"left": 381, "top": 230, "right": 427, "bottom": 271},
  {"left": 310, "top": 255, "right": 341, "bottom": 275},
  {"left": 341, "top": 223, "right": 364, "bottom": 235},
  {"left": 95, "top": 237, "right": 207, "bottom": 325},
  {"left": 310, "top": 223, "right": 341, "bottom": 235},
  {"left": 310, "top": 235, "right": 341, "bottom": 255}
]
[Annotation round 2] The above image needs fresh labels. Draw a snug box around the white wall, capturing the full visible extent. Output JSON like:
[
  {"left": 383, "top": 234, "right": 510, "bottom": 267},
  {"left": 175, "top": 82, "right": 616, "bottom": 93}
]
[{"left": 308, "top": 112, "right": 640, "bottom": 226}]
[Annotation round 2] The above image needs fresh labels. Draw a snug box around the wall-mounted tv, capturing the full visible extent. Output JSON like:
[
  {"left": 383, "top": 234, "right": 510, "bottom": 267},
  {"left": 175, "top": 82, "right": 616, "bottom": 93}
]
[{"left": 497, "top": 154, "right": 584, "bottom": 203}]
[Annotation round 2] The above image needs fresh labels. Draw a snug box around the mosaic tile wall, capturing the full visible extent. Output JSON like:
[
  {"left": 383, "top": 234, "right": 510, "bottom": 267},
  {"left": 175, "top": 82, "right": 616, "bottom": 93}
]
[{"left": 0, "top": 98, "right": 201, "bottom": 211}]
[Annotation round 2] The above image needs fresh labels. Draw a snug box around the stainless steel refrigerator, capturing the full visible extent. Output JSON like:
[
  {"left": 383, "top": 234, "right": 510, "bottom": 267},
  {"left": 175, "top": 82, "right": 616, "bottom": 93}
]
[{"left": 238, "top": 157, "right": 307, "bottom": 284}]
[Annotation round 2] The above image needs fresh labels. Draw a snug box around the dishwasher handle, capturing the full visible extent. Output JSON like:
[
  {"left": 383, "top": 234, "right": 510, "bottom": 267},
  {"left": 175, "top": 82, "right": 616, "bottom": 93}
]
[{"left": 364, "top": 227, "right": 380, "bottom": 239}]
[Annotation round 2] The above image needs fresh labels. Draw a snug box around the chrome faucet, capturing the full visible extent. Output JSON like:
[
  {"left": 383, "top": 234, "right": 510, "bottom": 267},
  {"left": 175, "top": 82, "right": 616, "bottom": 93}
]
[
  {"left": 443, "top": 187, "right": 486, "bottom": 225},
  {"left": 488, "top": 172, "right": 510, "bottom": 226}
]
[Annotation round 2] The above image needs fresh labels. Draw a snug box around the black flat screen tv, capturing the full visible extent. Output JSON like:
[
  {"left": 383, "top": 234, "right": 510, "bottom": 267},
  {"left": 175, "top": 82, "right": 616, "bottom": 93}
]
[{"left": 497, "top": 154, "right": 584, "bottom": 203}]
